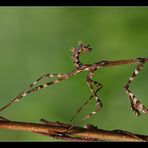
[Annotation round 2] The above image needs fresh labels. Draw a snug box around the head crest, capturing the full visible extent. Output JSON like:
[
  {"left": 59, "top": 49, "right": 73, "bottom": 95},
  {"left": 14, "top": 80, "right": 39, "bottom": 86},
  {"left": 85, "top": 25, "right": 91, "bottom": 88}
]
[{"left": 70, "top": 41, "right": 92, "bottom": 54}]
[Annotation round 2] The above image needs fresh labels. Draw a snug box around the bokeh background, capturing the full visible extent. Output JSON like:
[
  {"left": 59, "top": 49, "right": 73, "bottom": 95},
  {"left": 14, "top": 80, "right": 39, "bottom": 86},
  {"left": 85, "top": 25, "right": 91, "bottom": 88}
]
[{"left": 0, "top": 7, "right": 148, "bottom": 141}]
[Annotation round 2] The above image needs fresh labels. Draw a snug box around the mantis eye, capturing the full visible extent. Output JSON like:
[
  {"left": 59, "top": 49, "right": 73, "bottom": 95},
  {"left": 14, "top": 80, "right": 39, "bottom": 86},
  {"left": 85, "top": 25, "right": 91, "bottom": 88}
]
[{"left": 70, "top": 47, "right": 76, "bottom": 53}]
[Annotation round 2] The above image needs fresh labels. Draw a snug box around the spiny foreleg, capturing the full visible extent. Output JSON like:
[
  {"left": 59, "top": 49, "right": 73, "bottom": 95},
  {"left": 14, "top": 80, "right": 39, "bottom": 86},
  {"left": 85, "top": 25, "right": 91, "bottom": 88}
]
[{"left": 124, "top": 58, "right": 148, "bottom": 116}]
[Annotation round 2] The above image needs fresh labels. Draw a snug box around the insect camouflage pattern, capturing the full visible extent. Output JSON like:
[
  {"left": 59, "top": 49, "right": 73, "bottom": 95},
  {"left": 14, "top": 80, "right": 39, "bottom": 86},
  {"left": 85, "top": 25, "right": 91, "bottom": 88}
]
[{"left": 0, "top": 41, "right": 148, "bottom": 122}]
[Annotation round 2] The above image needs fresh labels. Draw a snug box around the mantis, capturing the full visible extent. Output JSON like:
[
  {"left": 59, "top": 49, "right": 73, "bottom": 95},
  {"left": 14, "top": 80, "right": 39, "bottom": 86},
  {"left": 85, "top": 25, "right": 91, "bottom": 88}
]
[{"left": 0, "top": 41, "right": 147, "bottom": 122}]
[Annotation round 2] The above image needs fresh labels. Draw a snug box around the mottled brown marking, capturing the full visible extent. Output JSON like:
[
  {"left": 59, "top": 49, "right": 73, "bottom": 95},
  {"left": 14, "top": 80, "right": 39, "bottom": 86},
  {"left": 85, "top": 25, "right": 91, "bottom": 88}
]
[{"left": 0, "top": 42, "right": 147, "bottom": 122}]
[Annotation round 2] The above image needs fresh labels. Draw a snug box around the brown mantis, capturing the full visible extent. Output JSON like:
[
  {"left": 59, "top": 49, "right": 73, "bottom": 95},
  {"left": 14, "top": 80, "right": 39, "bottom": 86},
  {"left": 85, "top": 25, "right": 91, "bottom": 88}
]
[{"left": 0, "top": 41, "right": 148, "bottom": 123}]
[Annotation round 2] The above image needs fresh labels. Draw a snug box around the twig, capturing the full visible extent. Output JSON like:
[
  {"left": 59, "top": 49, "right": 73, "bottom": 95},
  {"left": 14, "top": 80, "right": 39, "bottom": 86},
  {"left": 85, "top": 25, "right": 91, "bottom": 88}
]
[{"left": 0, "top": 118, "right": 147, "bottom": 141}]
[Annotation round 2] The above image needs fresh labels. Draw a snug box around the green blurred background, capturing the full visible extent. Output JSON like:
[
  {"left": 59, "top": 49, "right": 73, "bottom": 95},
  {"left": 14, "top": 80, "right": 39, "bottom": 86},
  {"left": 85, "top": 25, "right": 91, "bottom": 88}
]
[{"left": 0, "top": 7, "right": 147, "bottom": 141}]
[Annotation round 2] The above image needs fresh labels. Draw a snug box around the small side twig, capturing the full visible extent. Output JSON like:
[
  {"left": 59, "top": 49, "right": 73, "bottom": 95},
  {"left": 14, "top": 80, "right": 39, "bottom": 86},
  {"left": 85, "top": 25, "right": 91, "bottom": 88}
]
[{"left": 0, "top": 117, "right": 147, "bottom": 142}]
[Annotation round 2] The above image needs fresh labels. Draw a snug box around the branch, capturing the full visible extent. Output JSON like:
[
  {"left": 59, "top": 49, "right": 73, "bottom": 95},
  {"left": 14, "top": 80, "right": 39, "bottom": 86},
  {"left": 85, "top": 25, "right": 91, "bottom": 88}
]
[{"left": 0, "top": 117, "right": 147, "bottom": 141}]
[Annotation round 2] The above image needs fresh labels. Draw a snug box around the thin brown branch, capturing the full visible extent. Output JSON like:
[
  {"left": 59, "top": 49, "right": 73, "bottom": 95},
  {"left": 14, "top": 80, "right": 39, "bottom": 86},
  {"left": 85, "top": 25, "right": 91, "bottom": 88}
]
[{"left": 0, "top": 118, "right": 147, "bottom": 142}]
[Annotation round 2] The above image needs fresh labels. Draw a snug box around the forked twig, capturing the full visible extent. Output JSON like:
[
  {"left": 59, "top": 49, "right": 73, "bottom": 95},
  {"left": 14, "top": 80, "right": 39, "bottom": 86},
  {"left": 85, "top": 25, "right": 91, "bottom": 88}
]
[{"left": 0, "top": 41, "right": 148, "bottom": 122}]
